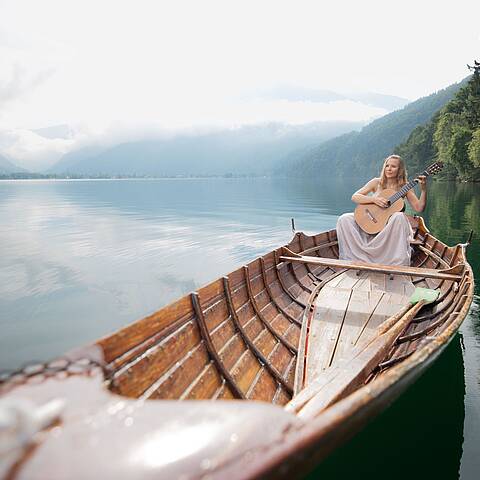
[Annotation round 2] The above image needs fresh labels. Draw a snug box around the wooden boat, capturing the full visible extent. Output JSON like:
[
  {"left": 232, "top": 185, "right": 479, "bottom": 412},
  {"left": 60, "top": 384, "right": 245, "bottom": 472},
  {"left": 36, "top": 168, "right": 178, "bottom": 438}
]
[{"left": 0, "top": 215, "right": 474, "bottom": 480}]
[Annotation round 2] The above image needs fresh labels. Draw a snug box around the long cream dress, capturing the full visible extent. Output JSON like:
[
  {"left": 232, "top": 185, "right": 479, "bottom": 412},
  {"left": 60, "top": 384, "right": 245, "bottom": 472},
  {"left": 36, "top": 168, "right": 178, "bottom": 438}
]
[{"left": 336, "top": 211, "right": 413, "bottom": 266}]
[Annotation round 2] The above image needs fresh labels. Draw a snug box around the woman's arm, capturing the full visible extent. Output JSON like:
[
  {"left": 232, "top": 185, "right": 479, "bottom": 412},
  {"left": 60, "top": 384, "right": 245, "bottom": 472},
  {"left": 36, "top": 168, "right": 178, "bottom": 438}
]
[
  {"left": 406, "top": 175, "right": 427, "bottom": 212},
  {"left": 352, "top": 178, "right": 388, "bottom": 207}
]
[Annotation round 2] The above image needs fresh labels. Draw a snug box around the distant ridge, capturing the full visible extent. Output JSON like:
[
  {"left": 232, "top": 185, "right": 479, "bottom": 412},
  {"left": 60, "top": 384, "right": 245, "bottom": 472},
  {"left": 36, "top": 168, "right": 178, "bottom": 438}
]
[
  {"left": 278, "top": 78, "right": 470, "bottom": 177},
  {"left": 0, "top": 154, "right": 27, "bottom": 174},
  {"left": 48, "top": 121, "right": 363, "bottom": 176}
]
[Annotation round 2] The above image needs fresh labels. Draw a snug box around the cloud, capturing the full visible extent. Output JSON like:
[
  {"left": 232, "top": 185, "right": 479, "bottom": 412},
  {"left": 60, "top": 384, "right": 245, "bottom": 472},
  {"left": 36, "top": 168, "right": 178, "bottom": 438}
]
[
  {"left": 0, "top": 61, "right": 55, "bottom": 107},
  {"left": 0, "top": 129, "right": 76, "bottom": 170}
]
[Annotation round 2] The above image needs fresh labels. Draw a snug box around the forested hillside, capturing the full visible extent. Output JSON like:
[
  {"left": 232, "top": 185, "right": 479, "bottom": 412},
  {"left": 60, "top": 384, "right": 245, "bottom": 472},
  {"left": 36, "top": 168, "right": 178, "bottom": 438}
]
[
  {"left": 48, "top": 122, "right": 362, "bottom": 176},
  {"left": 396, "top": 65, "right": 480, "bottom": 180},
  {"left": 278, "top": 78, "right": 468, "bottom": 177}
]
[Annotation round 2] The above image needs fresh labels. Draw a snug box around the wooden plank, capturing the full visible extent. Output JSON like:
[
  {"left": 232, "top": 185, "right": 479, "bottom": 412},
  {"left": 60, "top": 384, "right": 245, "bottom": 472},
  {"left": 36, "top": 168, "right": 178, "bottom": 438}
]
[
  {"left": 280, "top": 254, "right": 464, "bottom": 281},
  {"left": 246, "top": 367, "right": 278, "bottom": 402},
  {"left": 230, "top": 350, "right": 262, "bottom": 393},
  {"left": 111, "top": 320, "right": 201, "bottom": 397},
  {"left": 181, "top": 363, "right": 223, "bottom": 400},
  {"left": 305, "top": 285, "right": 353, "bottom": 380},
  {"left": 210, "top": 317, "right": 236, "bottom": 351},
  {"left": 145, "top": 343, "right": 209, "bottom": 400},
  {"left": 331, "top": 288, "right": 385, "bottom": 367}
]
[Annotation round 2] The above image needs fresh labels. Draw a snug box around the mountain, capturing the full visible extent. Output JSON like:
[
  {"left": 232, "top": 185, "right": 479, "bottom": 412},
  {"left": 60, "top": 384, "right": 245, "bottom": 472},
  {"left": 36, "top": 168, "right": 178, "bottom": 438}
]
[
  {"left": 0, "top": 154, "right": 27, "bottom": 174},
  {"left": 47, "top": 145, "right": 107, "bottom": 174},
  {"left": 48, "top": 121, "right": 363, "bottom": 176},
  {"left": 278, "top": 78, "right": 470, "bottom": 178},
  {"left": 395, "top": 69, "right": 480, "bottom": 181}
]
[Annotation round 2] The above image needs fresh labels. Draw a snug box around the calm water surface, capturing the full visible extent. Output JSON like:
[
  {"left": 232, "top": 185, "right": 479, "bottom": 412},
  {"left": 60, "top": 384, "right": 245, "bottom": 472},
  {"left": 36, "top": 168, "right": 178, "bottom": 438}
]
[{"left": 0, "top": 178, "right": 478, "bottom": 479}]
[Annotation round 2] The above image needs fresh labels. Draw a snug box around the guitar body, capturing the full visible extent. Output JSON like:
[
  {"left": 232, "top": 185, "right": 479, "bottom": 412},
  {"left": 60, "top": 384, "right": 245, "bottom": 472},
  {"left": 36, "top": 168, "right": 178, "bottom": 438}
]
[{"left": 354, "top": 189, "right": 405, "bottom": 234}]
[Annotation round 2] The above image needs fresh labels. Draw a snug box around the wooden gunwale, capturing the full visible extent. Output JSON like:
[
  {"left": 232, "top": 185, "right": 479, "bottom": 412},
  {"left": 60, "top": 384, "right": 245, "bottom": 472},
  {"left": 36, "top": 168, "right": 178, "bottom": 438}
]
[
  {"left": 260, "top": 257, "right": 303, "bottom": 326},
  {"left": 190, "top": 292, "right": 245, "bottom": 399},
  {"left": 223, "top": 276, "right": 293, "bottom": 394},
  {"left": 243, "top": 265, "right": 298, "bottom": 354},
  {"left": 273, "top": 250, "right": 307, "bottom": 308}
]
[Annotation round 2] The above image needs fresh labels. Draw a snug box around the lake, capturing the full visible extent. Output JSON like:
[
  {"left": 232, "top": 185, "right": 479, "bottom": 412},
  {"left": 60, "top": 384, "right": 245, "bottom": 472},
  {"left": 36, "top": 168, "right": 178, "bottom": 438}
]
[{"left": 0, "top": 177, "right": 478, "bottom": 479}]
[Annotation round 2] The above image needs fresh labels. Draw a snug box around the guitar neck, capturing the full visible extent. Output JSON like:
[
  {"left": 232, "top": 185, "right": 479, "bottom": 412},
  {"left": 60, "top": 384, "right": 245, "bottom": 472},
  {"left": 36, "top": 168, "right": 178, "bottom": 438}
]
[{"left": 388, "top": 170, "right": 429, "bottom": 204}]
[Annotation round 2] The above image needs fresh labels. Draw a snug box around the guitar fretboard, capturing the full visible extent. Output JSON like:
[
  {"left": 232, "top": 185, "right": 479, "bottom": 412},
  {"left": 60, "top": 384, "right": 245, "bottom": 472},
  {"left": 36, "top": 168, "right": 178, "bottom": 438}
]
[
  {"left": 387, "top": 170, "right": 429, "bottom": 204},
  {"left": 388, "top": 180, "right": 418, "bottom": 204}
]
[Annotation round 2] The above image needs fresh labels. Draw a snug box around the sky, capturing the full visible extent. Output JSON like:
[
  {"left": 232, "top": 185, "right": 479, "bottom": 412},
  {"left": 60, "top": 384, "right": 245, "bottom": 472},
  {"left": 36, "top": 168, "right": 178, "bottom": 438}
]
[{"left": 0, "top": 0, "right": 479, "bottom": 169}]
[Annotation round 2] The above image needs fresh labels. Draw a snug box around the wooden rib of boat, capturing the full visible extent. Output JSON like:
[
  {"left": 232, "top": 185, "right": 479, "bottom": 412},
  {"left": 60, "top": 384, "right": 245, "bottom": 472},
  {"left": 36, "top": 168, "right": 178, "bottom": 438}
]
[{"left": 0, "top": 215, "right": 474, "bottom": 480}]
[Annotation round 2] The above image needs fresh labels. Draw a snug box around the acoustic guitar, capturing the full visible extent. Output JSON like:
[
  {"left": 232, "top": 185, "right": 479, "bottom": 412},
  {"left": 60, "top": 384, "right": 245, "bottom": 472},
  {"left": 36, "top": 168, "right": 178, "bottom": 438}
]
[{"left": 354, "top": 162, "right": 443, "bottom": 234}]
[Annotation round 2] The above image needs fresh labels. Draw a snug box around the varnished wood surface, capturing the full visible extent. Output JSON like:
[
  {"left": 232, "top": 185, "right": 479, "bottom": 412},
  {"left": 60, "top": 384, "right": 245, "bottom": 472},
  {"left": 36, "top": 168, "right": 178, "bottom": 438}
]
[{"left": 93, "top": 220, "right": 471, "bottom": 409}]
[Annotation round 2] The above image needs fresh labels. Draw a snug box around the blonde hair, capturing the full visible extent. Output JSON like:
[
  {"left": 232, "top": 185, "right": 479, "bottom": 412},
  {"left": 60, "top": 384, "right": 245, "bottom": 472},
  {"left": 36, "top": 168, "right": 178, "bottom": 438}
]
[{"left": 379, "top": 154, "right": 407, "bottom": 190}]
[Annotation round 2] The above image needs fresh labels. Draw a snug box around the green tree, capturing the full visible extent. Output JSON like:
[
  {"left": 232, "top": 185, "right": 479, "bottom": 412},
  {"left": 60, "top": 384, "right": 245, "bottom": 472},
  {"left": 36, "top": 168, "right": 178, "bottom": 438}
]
[
  {"left": 447, "top": 126, "right": 473, "bottom": 176},
  {"left": 468, "top": 128, "right": 480, "bottom": 167}
]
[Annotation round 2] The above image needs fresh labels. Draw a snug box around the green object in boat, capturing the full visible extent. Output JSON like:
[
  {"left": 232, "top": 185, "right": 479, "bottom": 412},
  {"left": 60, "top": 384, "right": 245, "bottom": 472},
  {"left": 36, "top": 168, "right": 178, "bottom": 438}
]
[{"left": 409, "top": 287, "right": 440, "bottom": 305}]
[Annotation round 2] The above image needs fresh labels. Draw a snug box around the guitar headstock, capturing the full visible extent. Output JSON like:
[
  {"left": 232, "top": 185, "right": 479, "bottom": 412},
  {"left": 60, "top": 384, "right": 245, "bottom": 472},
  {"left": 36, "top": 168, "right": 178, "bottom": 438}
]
[{"left": 424, "top": 162, "right": 444, "bottom": 176}]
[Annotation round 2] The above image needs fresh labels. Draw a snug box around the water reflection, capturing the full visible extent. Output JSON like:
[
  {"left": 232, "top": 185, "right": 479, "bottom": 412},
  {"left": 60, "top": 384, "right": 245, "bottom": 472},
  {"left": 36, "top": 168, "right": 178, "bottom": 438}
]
[{"left": 0, "top": 178, "right": 347, "bottom": 369}]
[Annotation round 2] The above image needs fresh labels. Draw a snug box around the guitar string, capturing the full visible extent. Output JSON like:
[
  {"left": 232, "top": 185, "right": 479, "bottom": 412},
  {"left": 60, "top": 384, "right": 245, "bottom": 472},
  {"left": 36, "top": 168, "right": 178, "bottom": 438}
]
[{"left": 387, "top": 164, "right": 439, "bottom": 205}]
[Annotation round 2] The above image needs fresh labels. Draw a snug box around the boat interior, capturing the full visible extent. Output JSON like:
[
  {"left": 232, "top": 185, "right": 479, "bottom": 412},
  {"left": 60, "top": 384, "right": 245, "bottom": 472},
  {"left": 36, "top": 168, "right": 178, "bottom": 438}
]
[{"left": 91, "top": 215, "right": 472, "bottom": 417}]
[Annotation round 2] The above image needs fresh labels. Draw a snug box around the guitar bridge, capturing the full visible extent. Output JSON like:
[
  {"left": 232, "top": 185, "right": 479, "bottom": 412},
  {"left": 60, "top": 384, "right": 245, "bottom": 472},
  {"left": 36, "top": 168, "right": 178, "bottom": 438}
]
[{"left": 365, "top": 209, "right": 378, "bottom": 223}]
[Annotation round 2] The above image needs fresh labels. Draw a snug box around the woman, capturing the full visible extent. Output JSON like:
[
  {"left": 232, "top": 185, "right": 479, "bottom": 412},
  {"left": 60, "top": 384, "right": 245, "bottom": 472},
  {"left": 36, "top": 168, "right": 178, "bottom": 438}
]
[{"left": 336, "top": 154, "right": 427, "bottom": 266}]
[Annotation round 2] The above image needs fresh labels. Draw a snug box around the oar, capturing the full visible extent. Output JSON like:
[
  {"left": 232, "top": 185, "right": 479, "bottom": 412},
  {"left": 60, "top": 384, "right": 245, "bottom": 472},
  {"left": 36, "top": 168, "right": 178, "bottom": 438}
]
[{"left": 286, "top": 287, "right": 440, "bottom": 417}]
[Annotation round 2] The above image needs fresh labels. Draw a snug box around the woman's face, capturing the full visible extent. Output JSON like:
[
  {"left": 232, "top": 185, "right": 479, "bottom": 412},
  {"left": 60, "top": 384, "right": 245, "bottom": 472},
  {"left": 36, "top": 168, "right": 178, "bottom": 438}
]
[{"left": 384, "top": 158, "right": 400, "bottom": 178}]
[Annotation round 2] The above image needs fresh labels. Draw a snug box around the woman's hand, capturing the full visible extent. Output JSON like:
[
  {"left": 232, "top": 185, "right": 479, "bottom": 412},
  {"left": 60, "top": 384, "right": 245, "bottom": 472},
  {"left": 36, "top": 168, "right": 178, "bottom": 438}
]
[
  {"left": 373, "top": 197, "right": 389, "bottom": 208},
  {"left": 417, "top": 175, "right": 427, "bottom": 190}
]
